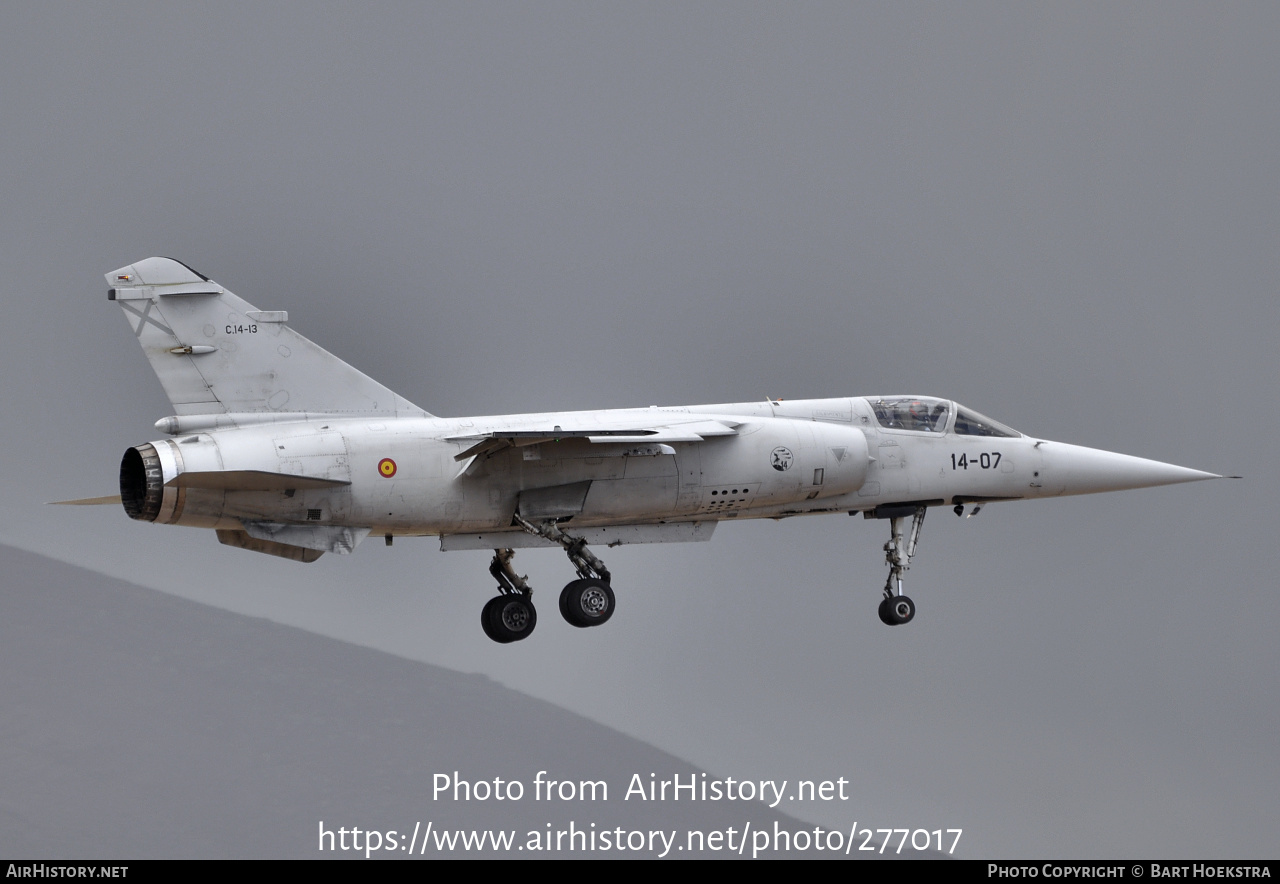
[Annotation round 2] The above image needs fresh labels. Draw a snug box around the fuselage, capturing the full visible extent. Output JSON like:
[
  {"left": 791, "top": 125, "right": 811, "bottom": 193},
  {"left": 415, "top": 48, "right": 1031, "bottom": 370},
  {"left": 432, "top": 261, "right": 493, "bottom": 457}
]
[{"left": 122, "top": 395, "right": 1208, "bottom": 540}]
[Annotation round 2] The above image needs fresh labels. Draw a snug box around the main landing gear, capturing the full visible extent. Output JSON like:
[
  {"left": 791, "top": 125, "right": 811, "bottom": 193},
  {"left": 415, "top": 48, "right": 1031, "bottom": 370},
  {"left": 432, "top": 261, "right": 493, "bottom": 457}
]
[
  {"left": 479, "top": 516, "right": 616, "bottom": 644},
  {"left": 878, "top": 505, "right": 926, "bottom": 626}
]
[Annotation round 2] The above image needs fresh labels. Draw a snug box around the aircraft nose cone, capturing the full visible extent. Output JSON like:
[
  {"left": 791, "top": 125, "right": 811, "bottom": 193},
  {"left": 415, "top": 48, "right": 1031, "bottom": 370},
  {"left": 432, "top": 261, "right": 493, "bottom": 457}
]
[{"left": 1040, "top": 442, "right": 1221, "bottom": 497}]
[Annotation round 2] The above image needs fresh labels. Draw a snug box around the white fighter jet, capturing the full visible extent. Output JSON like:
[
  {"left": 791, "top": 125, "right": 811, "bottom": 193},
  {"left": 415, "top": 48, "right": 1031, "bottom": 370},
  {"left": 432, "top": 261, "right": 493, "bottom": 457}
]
[{"left": 70, "top": 257, "right": 1227, "bottom": 643}]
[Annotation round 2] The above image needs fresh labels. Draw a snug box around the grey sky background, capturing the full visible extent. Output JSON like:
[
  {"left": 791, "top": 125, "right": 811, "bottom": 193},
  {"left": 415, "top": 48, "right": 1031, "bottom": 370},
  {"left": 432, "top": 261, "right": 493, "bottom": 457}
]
[{"left": 1, "top": 2, "right": 1275, "bottom": 857}]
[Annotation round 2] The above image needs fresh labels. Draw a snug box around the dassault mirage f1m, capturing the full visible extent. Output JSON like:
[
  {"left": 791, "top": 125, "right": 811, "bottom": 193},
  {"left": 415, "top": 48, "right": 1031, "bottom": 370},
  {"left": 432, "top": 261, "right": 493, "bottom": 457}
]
[{"left": 75, "top": 258, "right": 1226, "bottom": 643}]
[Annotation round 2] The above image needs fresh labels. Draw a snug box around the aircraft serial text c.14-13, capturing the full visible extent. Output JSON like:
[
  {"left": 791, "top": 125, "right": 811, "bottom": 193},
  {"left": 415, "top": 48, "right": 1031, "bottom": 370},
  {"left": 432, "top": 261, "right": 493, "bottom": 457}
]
[{"left": 73, "top": 257, "right": 1228, "bottom": 643}]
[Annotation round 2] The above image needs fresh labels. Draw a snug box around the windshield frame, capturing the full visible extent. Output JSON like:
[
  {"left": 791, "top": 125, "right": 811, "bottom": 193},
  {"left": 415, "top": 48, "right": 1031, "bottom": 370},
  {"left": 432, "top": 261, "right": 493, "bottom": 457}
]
[{"left": 951, "top": 404, "right": 1021, "bottom": 438}]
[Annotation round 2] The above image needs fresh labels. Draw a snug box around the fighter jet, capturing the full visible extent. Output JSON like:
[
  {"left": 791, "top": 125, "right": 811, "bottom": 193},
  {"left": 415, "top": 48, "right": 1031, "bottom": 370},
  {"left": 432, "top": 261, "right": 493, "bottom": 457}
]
[{"left": 65, "top": 257, "right": 1226, "bottom": 643}]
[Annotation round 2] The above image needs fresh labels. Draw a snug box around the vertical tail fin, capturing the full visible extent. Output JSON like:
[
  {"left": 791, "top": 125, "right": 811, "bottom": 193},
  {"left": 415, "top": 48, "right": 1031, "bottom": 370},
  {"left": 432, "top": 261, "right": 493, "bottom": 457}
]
[{"left": 107, "top": 257, "right": 429, "bottom": 419}]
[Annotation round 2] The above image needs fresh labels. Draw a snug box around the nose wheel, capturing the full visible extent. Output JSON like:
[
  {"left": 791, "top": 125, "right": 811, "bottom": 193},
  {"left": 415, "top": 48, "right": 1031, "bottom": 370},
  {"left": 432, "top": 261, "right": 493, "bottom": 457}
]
[{"left": 878, "top": 595, "right": 915, "bottom": 625}]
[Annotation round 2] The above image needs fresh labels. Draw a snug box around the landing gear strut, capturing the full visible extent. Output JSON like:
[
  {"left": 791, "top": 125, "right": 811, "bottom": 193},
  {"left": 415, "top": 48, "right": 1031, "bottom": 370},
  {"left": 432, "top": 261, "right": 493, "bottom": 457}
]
[
  {"left": 515, "top": 514, "right": 616, "bottom": 629},
  {"left": 879, "top": 506, "right": 925, "bottom": 625}
]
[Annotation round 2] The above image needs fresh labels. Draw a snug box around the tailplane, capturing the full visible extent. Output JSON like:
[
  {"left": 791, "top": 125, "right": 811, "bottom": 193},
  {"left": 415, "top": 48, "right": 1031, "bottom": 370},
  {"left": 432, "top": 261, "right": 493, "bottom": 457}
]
[{"left": 107, "top": 258, "right": 429, "bottom": 419}]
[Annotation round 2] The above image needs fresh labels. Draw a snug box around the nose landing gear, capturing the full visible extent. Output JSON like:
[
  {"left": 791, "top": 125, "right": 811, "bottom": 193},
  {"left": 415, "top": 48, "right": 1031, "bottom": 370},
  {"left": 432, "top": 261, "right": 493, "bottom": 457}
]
[{"left": 879, "top": 505, "right": 925, "bottom": 625}]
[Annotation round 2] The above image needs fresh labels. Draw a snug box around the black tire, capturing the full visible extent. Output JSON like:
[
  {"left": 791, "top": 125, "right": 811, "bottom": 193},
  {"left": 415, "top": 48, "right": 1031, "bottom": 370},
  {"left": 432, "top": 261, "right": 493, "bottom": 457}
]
[
  {"left": 481, "top": 596, "right": 512, "bottom": 643},
  {"left": 484, "top": 595, "right": 536, "bottom": 642},
  {"left": 877, "top": 597, "right": 895, "bottom": 626},
  {"left": 878, "top": 595, "right": 915, "bottom": 625},
  {"left": 560, "top": 578, "right": 615, "bottom": 628},
  {"left": 559, "top": 579, "right": 580, "bottom": 624}
]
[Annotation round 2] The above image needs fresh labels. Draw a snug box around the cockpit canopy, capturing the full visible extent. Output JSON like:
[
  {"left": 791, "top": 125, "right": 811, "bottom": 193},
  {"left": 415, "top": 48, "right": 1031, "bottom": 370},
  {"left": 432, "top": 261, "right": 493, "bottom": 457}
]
[
  {"left": 872, "top": 397, "right": 950, "bottom": 432},
  {"left": 869, "top": 397, "right": 1020, "bottom": 437}
]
